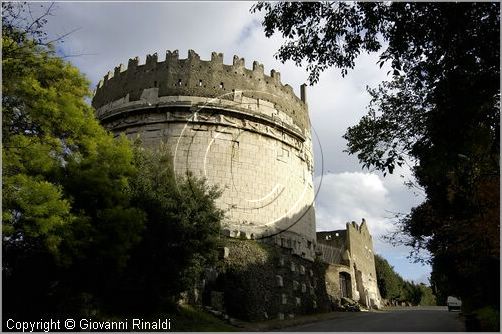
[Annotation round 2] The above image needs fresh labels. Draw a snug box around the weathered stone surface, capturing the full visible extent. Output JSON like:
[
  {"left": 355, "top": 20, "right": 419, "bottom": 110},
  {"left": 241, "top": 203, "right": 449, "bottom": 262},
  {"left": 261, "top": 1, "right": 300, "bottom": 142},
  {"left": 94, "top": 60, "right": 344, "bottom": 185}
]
[
  {"left": 281, "top": 293, "right": 288, "bottom": 305},
  {"left": 340, "top": 297, "right": 362, "bottom": 312},
  {"left": 220, "top": 247, "right": 230, "bottom": 259},
  {"left": 92, "top": 50, "right": 317, "bottom": 261},
  {"left": 299, "top": 265, "right": 306, "bottom": 275},
  {"left": 317, "top": 219, "right": 382, "bottom": 309},
  {"left": 276, "top": 275, "right": 284, "bottom": 287},
  {"left": 93, "top": 51, "right": 309, "bottom": 131},
  {"left": 210, "top": 291, "right": 224, "bottom": 311}
]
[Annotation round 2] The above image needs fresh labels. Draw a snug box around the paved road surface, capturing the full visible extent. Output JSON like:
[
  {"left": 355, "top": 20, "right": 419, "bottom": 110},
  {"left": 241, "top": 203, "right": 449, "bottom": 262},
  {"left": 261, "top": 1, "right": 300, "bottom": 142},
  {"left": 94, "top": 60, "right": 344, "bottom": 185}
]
[{"left": 279, "top": 307, "right": 465, "bottom": 332}]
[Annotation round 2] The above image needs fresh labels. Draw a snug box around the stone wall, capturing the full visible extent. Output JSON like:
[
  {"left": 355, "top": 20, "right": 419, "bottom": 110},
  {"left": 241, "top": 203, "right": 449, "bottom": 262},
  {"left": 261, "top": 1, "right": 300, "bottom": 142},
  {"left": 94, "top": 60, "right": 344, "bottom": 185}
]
[
  {"left": 346, "top": 220, "right": 381, "bottom": 308},
  {"left": 315, "top": 242, "right": 346, "bottom": 266},
  {"left": 204, "top": 239, "right": 331, "bottom": 321},
  {"left": 92, "top": 50, "right": 309, "bottom": 132},
  {"left": 317, "top": 220, "right": 382, "bottom": 309},
  {"left": 91, "top": 51, "right": 317, "bottom": 260},
  {"left": 317, "top": 230, "right": 346, "bottom": 249},
  {"left": 324, "top": 264, "right": 354, "bottom": 302}
]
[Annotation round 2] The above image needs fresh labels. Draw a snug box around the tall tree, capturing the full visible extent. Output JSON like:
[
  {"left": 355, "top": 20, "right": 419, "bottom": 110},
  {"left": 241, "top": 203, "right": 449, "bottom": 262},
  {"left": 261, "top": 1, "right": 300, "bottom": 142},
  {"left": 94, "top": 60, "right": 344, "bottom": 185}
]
[
  {"left": 2, "top": 5, "right": 145, "bottom": 318},
  {"left": 375, "top": 254, "right": 435, "bottom": 306},
  {"left": 3, "top": 3, "right": 226, "bottom": 319},
  {"left": 374, "top": 254, "right": 402, "bottom": 301},
  {"left": 252, "top": 1, "right": 499, "bottom": 313},
  {"left": 105, "top": 144, "right": 224, "bottom": 313}
]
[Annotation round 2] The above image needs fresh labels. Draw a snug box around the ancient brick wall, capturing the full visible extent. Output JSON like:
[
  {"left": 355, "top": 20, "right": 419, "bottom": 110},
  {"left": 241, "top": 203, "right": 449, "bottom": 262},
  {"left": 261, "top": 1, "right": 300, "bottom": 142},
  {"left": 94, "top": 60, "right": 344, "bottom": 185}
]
[{"left": 346, "top": 221, "right": 376, "bottom": 280}]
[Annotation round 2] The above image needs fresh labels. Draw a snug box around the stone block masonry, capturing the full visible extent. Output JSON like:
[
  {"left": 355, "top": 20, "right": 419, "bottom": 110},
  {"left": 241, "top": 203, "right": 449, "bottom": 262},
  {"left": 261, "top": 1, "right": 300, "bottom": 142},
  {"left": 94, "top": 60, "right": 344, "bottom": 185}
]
[
  {"left": 207, "top": 240, "right": 331, "bottom": 322},
  {"left": 92, "top": 50, "right": 317, "bottom": 260},
  {"left": 317, "top": 219, "right": 382, "bottom": 309}
]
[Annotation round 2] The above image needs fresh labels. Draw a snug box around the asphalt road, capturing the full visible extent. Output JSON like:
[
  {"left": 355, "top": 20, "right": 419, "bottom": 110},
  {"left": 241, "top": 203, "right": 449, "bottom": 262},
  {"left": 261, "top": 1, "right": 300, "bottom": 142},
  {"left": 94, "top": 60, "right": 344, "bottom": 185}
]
[{"left": 279, "top": 307, "right": 465, "bottom": 332}]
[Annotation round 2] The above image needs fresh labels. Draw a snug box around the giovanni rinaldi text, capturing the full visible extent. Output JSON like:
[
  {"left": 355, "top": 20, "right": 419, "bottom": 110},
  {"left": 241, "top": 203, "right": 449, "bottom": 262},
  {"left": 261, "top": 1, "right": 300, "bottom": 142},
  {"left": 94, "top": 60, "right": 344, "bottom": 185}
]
[{"left": 6, "top": 318, "right": 172, "bottom": 332}]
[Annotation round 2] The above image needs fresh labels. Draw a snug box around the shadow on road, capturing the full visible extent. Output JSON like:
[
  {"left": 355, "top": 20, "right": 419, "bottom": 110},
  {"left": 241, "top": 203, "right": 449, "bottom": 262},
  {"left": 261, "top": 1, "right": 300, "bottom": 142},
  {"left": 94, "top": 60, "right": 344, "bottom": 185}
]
[{"left": 277, "top": 306, "right": 465, "bottom": 332}]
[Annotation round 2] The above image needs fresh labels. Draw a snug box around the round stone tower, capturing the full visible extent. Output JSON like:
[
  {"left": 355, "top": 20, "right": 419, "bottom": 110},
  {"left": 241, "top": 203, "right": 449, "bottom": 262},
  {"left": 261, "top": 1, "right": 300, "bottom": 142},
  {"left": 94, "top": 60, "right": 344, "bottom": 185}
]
[{"left": 92, "top": 50, "right": 316, "bottom": 260}]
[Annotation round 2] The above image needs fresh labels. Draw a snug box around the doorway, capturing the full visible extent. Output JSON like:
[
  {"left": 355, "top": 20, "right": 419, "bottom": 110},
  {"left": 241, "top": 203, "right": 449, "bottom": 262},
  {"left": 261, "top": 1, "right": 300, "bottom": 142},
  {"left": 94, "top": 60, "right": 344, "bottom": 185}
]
[{"left": 339, "top": 272, "right": 352, "bottom": 298}]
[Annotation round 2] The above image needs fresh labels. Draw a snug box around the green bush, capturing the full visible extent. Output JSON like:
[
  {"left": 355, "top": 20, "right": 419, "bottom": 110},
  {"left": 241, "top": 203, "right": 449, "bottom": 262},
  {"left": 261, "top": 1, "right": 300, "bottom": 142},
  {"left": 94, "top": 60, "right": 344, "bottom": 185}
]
[{"left": 475, "top": 307, "right": 500, "bottom": 331}]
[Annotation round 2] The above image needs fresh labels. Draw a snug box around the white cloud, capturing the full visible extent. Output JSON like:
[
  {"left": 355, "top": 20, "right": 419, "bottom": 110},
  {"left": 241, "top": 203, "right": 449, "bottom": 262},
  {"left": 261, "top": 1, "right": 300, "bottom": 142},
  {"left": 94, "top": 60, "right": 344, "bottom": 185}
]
[
  {"left": 44, "top": 2, "right": 259, "bottom": 87},
  {"left": 314, "top": 171, "right": 430, "bottom": 283},
  {"left": 314, "top": 172, "right": 392, "bottom": 235}
]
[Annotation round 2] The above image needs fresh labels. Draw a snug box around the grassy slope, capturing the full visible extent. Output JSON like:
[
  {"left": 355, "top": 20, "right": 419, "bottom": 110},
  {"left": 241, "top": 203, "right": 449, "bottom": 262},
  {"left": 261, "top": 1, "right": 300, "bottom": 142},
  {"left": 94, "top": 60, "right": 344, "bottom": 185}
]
[{"left": 171, "top": 305, "right": 238, "bottom": 332}]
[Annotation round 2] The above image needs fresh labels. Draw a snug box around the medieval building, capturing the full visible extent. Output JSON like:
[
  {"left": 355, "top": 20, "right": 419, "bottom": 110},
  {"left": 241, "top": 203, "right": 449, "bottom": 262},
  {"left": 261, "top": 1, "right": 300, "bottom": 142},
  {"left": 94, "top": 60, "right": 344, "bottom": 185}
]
[
  {"left": 92, "top": 50, "right": 381, "bottom": 320},
  {"left": 317, "top": 219, "right": 382, "bottom": 309}
]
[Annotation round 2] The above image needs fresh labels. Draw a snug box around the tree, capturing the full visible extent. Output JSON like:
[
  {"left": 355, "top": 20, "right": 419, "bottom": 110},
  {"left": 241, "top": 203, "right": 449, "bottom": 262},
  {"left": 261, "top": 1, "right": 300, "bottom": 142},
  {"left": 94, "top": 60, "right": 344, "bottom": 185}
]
[
  {"left": 253, "top": 2, "right": 499, "bottom": 313},
  {"left": 417, "top": 283, "right": 436, "bottom": 306},
  {"left": 2, "top": 8, "right": 145, "bottom": 318},
  {"left": 3, "top": 3, "right": 225, "bottom": 319},
  {"left": 2, "top": 2, "right": 52, "bottom": 58},
  {"left": 104, "top": 144, "right": 224, "bottom": 313},
  {"left": 374, "top": 254, "right": 402, "bottom": 301},
  {"left": 375, "top": 254, "right": 435, "bottom": 306}
]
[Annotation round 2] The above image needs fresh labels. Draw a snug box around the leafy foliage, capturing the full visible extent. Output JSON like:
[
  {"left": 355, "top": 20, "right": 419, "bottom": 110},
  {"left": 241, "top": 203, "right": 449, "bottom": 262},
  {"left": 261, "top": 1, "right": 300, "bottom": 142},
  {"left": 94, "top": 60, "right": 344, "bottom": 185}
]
[
  {"left": 106, "top": 144, "right": 224, "bottom": 313},
  {"left": 2, "top": 19, "right": 144, "bottom": 262},
  {"left": 2, "top": 12, "right": 146, "bottom": 318},
  {"left": 3, "top": 5, "right": 224, "bottom": 320},
  {"left": 374, "top": 254, "right": 402, "bottom": 301},
  {"left": 252, "top": 2, "right": 385, "bottom": 83},
  {"left": 2, "top": 2, "right": 52, "bottom": 58},
  {"left": 253, "top": 1, "right": 499, "bottom": 311},
  {"left": 374, "top": 254, "right": 435, "bottom": 306}
]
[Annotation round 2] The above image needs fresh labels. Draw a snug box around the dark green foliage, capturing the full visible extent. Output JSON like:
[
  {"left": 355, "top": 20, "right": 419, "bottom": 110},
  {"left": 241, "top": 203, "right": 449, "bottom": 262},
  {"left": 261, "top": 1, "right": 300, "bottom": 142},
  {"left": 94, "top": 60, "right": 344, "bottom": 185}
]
[
  {"left": 219, "top": 240, "right": 278, "bottom": 321},
  {"left": 2, "top": 8, "right": 145, "bottom": 319},
  {"left": 253, "top": 2, "right": 499, "bottom": 312},
  {"left": 374, "top": 254, "right": 402, "bottom": 301},
  {"left": 106, "top": 144, "right": 224, "bottom": 314},
  {"left": 417, "top": 283, "right": 436, "bottom": 306},
  {"left": 252, "top": 2, "right": 385, "bottom": 83},
  {"left": 172, "top": 304, "right": 238, "bottom": 331},
  {"left": 3, "top": 4, "right": 224, "bottom": 321},
  {"left": 374, "top": 254, "right": 435, "bottom": 306},
  {"left": 472, "top": 307, "right": 500, "bottom": 331}
]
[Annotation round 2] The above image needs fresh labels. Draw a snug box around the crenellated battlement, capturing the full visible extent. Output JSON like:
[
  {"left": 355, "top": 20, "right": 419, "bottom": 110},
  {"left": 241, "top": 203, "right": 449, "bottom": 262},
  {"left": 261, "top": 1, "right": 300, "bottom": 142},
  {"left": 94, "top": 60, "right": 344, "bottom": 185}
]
[
  {"left": 346, "top": 219, "right": 372, "bottom": 241},
  {"left": 91, "top": 49, "right": 317, "bottom": 261},
  {"left": 92, "top": 50, "right": 309, "bottom": 132}
]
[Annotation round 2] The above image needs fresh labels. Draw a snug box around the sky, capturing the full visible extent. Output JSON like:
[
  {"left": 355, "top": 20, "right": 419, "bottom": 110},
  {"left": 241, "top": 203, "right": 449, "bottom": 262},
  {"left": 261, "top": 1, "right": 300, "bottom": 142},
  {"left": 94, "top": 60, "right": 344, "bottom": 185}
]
[{"left": 39, "top": 1, "right": 430, "bottom": 283}]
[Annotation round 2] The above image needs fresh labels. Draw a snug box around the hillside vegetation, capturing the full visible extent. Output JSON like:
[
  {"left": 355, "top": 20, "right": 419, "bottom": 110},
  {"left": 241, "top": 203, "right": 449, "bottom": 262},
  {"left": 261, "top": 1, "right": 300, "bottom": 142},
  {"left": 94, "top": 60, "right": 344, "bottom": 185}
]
[{"left": 374, "top": 254, "right": 435, "bottom": 306}]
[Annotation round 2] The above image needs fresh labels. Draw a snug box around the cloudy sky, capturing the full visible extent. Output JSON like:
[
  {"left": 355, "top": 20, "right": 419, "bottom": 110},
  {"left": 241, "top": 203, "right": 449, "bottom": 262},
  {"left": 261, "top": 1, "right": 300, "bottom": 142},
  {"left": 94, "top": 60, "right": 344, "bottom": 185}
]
[{"left": 40, "top": 1, "right": 430, "bottom": 283}]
